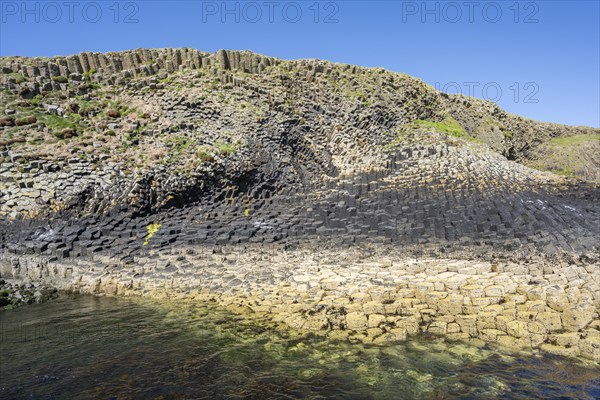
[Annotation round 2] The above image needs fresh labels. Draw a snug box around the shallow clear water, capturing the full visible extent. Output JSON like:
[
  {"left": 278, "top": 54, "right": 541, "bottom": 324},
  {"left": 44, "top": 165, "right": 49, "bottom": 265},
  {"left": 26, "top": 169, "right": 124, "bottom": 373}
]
[{"left": 0, "top": 295, "right": 598, "bottom": 399}]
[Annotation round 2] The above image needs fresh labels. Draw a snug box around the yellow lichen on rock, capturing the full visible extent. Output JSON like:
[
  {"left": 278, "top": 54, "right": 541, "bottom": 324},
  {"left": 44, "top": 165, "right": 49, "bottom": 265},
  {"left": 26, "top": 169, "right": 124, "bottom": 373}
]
[{"left": 143, "top": 222, "right": 161, "bottom": 245}]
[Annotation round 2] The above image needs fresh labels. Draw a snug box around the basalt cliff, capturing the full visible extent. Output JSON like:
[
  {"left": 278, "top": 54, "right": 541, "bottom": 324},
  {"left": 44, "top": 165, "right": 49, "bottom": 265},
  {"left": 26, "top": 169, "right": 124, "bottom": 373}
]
[{"left": 0, "top": 49, "right": 598, "bottom": 360}]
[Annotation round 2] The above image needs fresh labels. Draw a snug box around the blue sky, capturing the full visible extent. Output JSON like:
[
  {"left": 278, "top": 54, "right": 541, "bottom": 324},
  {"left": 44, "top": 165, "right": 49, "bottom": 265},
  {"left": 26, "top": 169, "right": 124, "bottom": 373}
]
[{"left": 1, "top": 0, "right": 599, "bottom": 127}]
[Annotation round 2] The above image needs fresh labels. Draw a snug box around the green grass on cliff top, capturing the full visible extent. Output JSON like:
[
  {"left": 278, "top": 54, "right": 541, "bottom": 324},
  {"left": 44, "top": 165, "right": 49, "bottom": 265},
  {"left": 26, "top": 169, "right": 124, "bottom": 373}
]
[
  {"left": 412, "top": 117, "right": 482, "bottom": 143},
  {"left": 547, "top": 134, "right": 600, "bottom": 146},
  {"left": 529, "top": 133, "right": 600, "bottom": 181},
  {"left": 383, "top": 116, "right": 480, "bottom": 153},
  {"left": 42, "top": 114, "right": 81, "bottom": 131},
  {"left": 413, "top": 118, "right": 466, "bottom": 137}
]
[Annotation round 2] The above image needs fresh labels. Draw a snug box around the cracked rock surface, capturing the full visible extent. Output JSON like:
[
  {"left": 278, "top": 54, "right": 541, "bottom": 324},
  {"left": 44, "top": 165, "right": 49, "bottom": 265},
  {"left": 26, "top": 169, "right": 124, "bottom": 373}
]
[{"left": 0, "top": 49, "right": 598, "bottom": 359}]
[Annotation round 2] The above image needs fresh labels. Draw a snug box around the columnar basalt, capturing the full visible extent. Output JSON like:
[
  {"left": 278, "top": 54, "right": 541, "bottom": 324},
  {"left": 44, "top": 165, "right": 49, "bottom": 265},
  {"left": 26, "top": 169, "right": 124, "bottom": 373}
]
[
  {"left": 0, "top": 49, "right": 598, "bottom": 360},
  {"left": 1, "top": 244, "right": 598, "bottom": 361}
]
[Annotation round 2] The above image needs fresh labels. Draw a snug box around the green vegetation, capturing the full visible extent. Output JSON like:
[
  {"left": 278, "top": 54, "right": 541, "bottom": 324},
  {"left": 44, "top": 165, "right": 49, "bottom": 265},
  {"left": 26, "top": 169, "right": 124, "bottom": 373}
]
[
  {"left": 9, "top": 111, "right": 83, "bottom": 138},
  {"left": 5, "top": 73, "right": 25, "bottom": 84},
  {"left": 423, "top": 82, "right": 436, "bottom": 92},
  {"left": 53, "top": 128, "right": 76, "bottom": 139},
  {"left": 196, "top": 147, "right": 215, "bottom": 163},
  {"left": 122, "top": 128, "right": 140, "bottom": 148},
  {"left": 83, "top": 69, "right": 96, "bottom": 81},
  {"left": 119, "top": 104, "right": 136, "bottom": 117},
  {"left": 15, "top": 116, "right": 37, "bottom": 126},
  {"left": 412, "top": 117, "right": 482, "bottom": 143},
  {"left": 349, "top": 90, "right": 370, "bottom": 107},
  {"left": 547, "top": 134, "right": 600, "bottom": 147},
  {"left": 412, "top": 118, "right": 465, "bottom": 136},
  {"left": 553, "top": 165, "right": 577, "bottom": 178},
  {"left": 101, "top": 100, "right": 136, "bottom": 118},
  {"left": 528, "top": 134, "right": 600, "bottom": 181},
  {"left": 383, "top": 116, "right": 483, "bottom": 153},
  {"left": 30, "top": 94, "right": 43, "bottom": 106},
  {"left": 52, "top": 76, "right": 68, "bottom": 83},
  {"left": 41, "top": 114, "right": 81, "bottom": 132},
  {"left": 163, "top": 135, "right": 191, "bottom": 164},
  {"left": 168, "top": 136, "right": 189, "bottom": 152},
  {"left": 215, "top": 141, "right": 236, "bottom": 155},
  {"left": 76, "top": 100, "right": 100, "bottom": 116}
]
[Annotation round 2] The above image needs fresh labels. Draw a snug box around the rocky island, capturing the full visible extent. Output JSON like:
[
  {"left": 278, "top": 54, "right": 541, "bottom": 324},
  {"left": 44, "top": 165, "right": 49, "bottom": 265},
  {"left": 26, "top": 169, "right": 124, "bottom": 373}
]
[{"left": 0, "top": 48, "right": 599, "bottom": 361}]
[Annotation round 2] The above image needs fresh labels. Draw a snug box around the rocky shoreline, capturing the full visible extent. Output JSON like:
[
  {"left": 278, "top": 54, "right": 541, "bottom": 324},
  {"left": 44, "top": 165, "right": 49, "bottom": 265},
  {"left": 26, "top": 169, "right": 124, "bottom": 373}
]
[
  {"left": 1, "top": 48, "right": 598, "bottom": 364},
  {"left": 0, "top": 278, "right": 59, "bottom": 310},
  {"left": 2, "top": 243, "right": 598, "bottom": 362}
]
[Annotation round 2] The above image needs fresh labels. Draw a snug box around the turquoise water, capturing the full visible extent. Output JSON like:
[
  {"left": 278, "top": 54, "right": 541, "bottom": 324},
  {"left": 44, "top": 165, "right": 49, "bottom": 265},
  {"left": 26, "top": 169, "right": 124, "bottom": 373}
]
[{"left": 0, "top": 295, "right": 598, "bottom": 399}]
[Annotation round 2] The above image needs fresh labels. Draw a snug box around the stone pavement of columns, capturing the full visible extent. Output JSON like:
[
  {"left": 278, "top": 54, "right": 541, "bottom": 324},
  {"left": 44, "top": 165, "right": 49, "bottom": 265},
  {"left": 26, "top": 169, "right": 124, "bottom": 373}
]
[{"left": 2, "top": 243, "right": 598, "bottom": 361}]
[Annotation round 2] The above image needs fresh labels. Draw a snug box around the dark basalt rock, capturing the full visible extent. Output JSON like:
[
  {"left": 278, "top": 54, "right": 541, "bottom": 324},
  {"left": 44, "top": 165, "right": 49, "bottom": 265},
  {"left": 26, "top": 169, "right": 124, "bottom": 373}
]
[{"left": 0, "top": 49, "right": 598, "bottom": 264}]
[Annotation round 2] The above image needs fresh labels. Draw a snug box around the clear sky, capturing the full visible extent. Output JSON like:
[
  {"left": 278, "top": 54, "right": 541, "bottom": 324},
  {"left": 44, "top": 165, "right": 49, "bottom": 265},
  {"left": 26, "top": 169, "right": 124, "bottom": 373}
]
[{"left": 1, "top": 0, "right": 598, "bottom": 127}]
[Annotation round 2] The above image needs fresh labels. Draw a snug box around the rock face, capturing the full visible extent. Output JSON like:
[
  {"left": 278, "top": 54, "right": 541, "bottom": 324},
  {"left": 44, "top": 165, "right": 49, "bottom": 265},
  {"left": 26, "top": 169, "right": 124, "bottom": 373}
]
[
  {"left": 1, "top": 245, "right": 598, "bottom": 360},
  {"left": 1, "top": 48, "right": 598, "bottom": 219},
  {"left": 0, "top": 49, "right": 598, "bottom": 359},
  {"left": 0, "top": 278, "right": 59, "bottom": 310}
]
